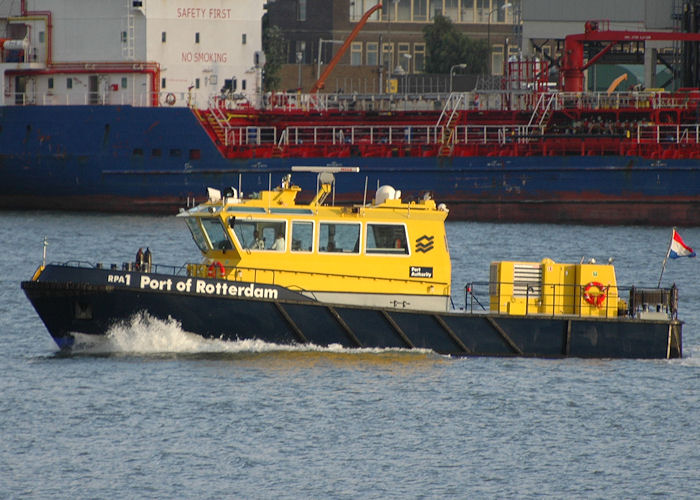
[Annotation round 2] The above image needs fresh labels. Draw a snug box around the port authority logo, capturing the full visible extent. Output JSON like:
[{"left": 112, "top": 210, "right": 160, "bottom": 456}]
[
  {"left": 415, "top": 235, "right": 434, "bottom": 253},
  {"left": 410, "top": 266, "right": 433, "bottom": 278}
]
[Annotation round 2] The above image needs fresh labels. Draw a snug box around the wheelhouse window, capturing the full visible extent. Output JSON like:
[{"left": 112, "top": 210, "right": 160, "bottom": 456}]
[
  {"left": 366, "top": 224, "right": 408, "bottom": 254},
  {"left": 291, "top": 221, "right": 313, "bottom": 252},
  {"left": 319, "top": 223, "right": 360, "bottom": 253},
  {"left": 185, "top": 218, "right": 209, "bottom": 252},
  {"left": 231, "top": 219, "right": 286, "bottom": 251},
  {"left": 200, "top": 218, "right": 233, "bottom": 250}
]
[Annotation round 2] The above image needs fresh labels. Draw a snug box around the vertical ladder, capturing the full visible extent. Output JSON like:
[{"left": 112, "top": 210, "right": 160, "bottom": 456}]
[
  {"left": 437, "top": 93, "right": 465, "bottom": 157},
  {"left": 122, "top": 0, "right": 135, "bottom": 60}
]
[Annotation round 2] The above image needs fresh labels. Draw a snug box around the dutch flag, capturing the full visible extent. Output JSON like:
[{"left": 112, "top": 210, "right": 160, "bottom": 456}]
[{"left": 669, "top": 229, "right": 696, "bottom": 259}]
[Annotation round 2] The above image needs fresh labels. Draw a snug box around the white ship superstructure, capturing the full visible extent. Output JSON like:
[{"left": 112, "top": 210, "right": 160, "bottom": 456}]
[{"left": 0, "top": 0, "right": 264, "bottom": 107}]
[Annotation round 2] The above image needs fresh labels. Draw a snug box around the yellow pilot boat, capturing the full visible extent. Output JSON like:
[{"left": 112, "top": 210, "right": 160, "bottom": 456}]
[
  {"left": 22, "top": 166, "right": 683, "bottom": 358},
  {"left": 181, "top": 166, "right": 452, "bottom": 311}
]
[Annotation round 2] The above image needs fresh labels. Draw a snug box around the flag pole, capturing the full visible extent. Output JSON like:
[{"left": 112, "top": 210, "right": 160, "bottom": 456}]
[{"left": 657, "top": 227, "right": 675, "bottom": 288}]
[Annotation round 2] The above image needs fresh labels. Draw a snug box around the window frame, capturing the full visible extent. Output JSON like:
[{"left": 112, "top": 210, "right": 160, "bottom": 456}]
[
  {"left": 365, "top": 223, "right": 410, "bottom": 256},
  {"left": 230, "top": 218, "right": 288, "bottom": 252},
  {"left": 291, "top": 220, "right": 315, "bottom": 253},
  {"left": 318, "top": 221, "right": 361, "bottom": 255},
  {"left": 200, "top": 217, "right": 234, "bottom": 251},
  {"left": 350, "top": 42, "right": 363, "bottom": 66}
]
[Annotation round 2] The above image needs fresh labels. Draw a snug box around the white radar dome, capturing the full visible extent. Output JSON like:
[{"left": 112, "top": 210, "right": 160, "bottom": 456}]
[{"left": 375, "top": 185, "right": 396, "bottom": 205}]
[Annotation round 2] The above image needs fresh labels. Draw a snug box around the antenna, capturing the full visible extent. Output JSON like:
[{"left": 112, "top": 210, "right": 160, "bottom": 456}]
[
  {"left": 42, "top": 236, "right": 48, "bottom": 267},
  {"left": 291, "top": 166, "right": 360, "bottom": 173}
]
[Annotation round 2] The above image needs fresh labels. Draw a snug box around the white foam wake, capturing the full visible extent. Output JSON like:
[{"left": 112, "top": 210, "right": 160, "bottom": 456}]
[{"left": 70, "top": 311, "right": 436, "bottom": 359}]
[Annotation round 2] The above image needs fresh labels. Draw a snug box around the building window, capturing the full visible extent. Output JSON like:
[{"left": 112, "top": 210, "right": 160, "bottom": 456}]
[
  {"left": 350, "top": 1, "right": 362, "bottom": 21},
  {"left": 48, "top": 77, "right": 54, "bottom": 89},
  {"left": 39, "top": 31, "right": 45, "bottom": 43},
  {"left": 414, "top": 43, "right": 426, "bottom": 73},
  {"left": 398, "top": 43, "right": 411, "bottom": 72},
  {"left": 132, "top": 148, "right": 144, "bottom": 157},
  {"left": 242, "top": 80, "right": 246, "bottom": 90},
  {"left": 382, "top": 43, "right": 394, "bottom": 72},
  {"left": 462, "top": 0, "right": 475, "bottom": 22},
  {"left": 474, "top": 0, "right": 516, "bottom": 24},
  {"left": 189, "top": 149, "right": 201, "bottom": 160},
  {"left": 350, "top": 42, "right": 362, "bottom": 66},
  {"left": 66, "top": 78, "right": 72, "bottom": 89},
  {"left": 350, "top": 0, "right": 380, "bottom": 22},
  {"left": 492, "top": 44, "right": 504, "bottom": 75},
  {"left": 195, "top": 33, "right": 200, "bottom": 44},
  {"left": 195, "top": 78, "right": 200, "bottom": 89},
  {"left": 444, "top": 0, "right": 460, "bottom": 21},
  {"left": 476, "top": 0, "right": 488, "bottom": 23},
  {"left": 397, "top": 0, "right": 410, "bottom": 21},
  {"left": 170, "top": 149, "right": 181, "bottom": 157},
  {"left": 297, "top": 0, "right": 306, "bottom": 21},
  {"left": 161, "top": 32, "right": 166, "bottom": 43},
  {"left": 242, "top": 33, "right": 247, "bottom": 45},
  {"left": 121, "top": 31, "right": 127, "bottom": 43},
  {"left": 152, "top": 149, "right": 162, "bottom": 157},
  {"left": 414, "top": 0, "right": 428, "bottom": 21},
  {"left": 161, "top": 78, "right": 166, "bottom": 89},
  {"left": 366, "top": 42, "right": 378, "bottom": 66},
  {"left": 121, "top": 77, "right": 128, "bottom": 89}
]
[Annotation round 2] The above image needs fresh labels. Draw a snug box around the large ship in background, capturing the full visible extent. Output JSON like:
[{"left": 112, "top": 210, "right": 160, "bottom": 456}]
[{"left": 1, "top": 0, "right": 700, "bottom": 225}]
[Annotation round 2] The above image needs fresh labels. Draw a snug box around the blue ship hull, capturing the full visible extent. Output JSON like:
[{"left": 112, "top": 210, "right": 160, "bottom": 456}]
[
  {"left": 22, "top": 264, "right": 683, "bottom": 359},
  {"left": 1, "top": 105, "right": 699, "bottom": 225}
]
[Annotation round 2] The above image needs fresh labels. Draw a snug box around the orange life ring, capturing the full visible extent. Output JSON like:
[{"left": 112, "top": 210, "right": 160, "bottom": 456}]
[
  {"left": 583, "top": 281, "right": 607, "bottom": 307},
  {"left": 207, "top": 261, "right": 225, "bottom": 278},
  {"left": 165, "top": 93, "right": 176, "bottom": 106}
]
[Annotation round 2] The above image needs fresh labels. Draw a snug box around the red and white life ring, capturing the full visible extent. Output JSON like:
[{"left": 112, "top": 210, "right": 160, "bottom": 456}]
[
  {"left": 583, "top": 281, "right": 607, "bottom": 307},
  {"left": 165, "top": 93, "right": 176, "bottom": 106},
  {"left": 207, "top": 261, "right": 225, "bottom": 278}
]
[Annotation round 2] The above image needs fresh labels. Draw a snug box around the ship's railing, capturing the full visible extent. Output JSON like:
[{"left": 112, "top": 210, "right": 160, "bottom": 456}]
[
  {"left": 220, "top": 121, "right": 700, "bottom": 149},
  {"left": 463, "top": 281, "right": 677, "bottom": 320},
  {"left": 7, "top": 91, "right": 200, "bottom": 108},
  {"left": 224, "top": 124, "right": 542, "bottom": 148},
  {"left": 225, "top": 127, "right": 279, "bottom": 146},
  {"left": 56, "top": 260, "right": 190, "bottom": 276},
  {"left": 544, "top": 91, "right": 699, "bottom": 112},
  {"left": 9, "top": 88, "right": 700, "bottom": 114},
  {"left": 636, "top": 124, "right": 700, "bottom": 145}
]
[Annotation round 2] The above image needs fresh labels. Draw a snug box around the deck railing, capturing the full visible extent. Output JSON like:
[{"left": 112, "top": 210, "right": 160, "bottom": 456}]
[
  {"left": 217, "top": 122, "right": 700, "bottom": 149},
  {"left": 8, "top": 89, "right": 700, "bottom": 114},
  {"left": 464, "top": 281, "right": 677, "bottom": 319}
]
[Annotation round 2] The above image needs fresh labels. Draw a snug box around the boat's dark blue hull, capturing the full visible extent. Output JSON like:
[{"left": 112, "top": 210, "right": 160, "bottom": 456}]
[
  {"left": 2, "top": 105, "right": 699, "bottom": 225},
  {"left": 21, "top": 265, "right": 682, "bottom": 359}
]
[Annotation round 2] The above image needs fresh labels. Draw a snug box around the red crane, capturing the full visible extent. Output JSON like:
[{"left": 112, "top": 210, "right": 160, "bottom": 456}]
[
  {"left": 310, "top": 2, "right": 383, "bottom": 93},
  {"left": 562, "top": 21, "right": 700, "bottom": 92}
]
